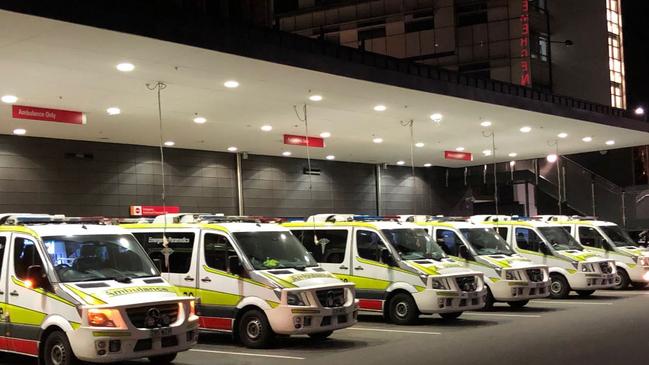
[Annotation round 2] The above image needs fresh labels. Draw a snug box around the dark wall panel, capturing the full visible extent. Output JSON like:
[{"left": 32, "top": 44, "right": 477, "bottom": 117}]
[{"left": 0, "top": 136, "right": 237, "bottom": 216}]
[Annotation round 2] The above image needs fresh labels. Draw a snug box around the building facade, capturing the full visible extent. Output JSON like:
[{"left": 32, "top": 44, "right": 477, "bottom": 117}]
[{"left": 275, "top": 0, "right": 626, "bottom": 108}]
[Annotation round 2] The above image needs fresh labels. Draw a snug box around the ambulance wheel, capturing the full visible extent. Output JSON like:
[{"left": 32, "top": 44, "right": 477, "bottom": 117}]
[
  {"left": 630, "top": 282, "right": 648, "bottom": 289},
  {"left": 43, "top": 330, "right": 79, "bottom": 365},
  {"left": 148, "top": 353, "right": 177, "bottom": 364},
  {"left": 388, "top": 293, "right": 419, "bottom": 325},
  {"left": 238, "top": 309, "right": 274, "bottom": 348},
  {"left": 439, "top": 312, "right": 463, "bottom": 320},
  {"left": 549, "top": 273, "right": 570, "bottom": 299},
  {"left": 613, "top": 268, "right": 630, "bottom": 290},
  {"left": 576, "top": 290, "right": 595, "bottom": 297},
  {"left": 483, "top": 287, "right": 495, "bottom": 309},
  {"left": 507, "top": 300, "right": 529, "bottom": 308},
  {"left": 308, "top": 331, "right": 333, "bottom": 340}
]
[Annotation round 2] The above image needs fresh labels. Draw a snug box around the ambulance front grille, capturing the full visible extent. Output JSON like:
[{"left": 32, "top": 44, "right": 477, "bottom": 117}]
[{"left": 126, "top": 303, "right": 179, "bottom": 328}]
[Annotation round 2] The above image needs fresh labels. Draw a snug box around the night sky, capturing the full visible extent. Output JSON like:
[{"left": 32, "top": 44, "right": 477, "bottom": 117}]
[{"left": 622, "top": 1, "right": 649, "bottom": 110}]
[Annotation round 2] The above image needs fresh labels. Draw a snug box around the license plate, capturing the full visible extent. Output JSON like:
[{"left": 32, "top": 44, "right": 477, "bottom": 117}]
[
  {"left": 150, "top": 327, "right": 172, "bottom": 337},
  {"left": 463, "top": 292, "right": 478, "bottom": 298},
  {"left": 332, "top": 307, "right": 347, "bottom": 315}
]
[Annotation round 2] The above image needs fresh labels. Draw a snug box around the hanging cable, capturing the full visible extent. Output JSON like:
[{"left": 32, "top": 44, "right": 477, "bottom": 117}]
[
  {"left": 400, "top": 119, "right": 417, "bottom": 214},
  {"left": 147, "top": 81, "right": 170, "bottom": 273},
  {"left": 482, "top": 129, "right": 499, "bottom": 215},
  {"left": 293, "top": 104, "right": 318, "bottom": 238}
]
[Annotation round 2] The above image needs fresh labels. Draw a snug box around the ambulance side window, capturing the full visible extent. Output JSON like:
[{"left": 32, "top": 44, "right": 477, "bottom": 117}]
[
  {"left": 435, "top": 229, "right": 461, "bottom": 256},
  {"left": 204, "top": 233, "right": 238, "bottom": 272},
  {"left": 356, "top": 230, "right": 388, "bottom": 262},
  {"left": 0, "top": 237, "right": 5, "bottom": 272},
  {"left": 133, "top": 232, "right": 195, "bottom": 274},
  {"left": 578, "top": 227, "right": 607, "bottom": 249},
  {"left": 515, "top": 228, "right": 543, "bottom": 252},
  {"left": 14, "top": 237, "right": 44, "bottom": 280},
  {"left": 496, "top": 227, "right": 509, "bottom": 240},
  {"left": 293, "top": 230, "right": 348, "bottom": 264}
]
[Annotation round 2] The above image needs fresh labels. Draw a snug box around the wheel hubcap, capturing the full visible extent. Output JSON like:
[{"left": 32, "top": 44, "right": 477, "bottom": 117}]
[
  {"left": 551, "top": 280, "right": 562, "bottom": 294},
  {"left": 246, "top": 318, "right": 262, "bottom": 340},
  {"left": 51, "top": 343, "right": 65, "bottom": 365},
  {"left": 614, "top": 274, "right": 622, "bottom": 285},
  {"left": 395, "top": 301, "right": 408, "bottom": 318}
]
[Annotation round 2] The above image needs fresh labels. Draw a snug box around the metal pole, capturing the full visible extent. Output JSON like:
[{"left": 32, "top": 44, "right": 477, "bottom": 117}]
[
  {"left": 236, "top": 153, "right": 244, "bottom": 216},
  {"left": 621, "top": 191, "right": 627, "bottom": 227},
  {"left": 525, "top": 182, "right": 530, "bottom": 217},
  {"left": 591, "top": 180, "right": 596, "bottom": 216},
  {"left": 375, "top": 164, "right": 383, "bottom": 215},
  {"left": 492, "top": 132, "right": 498, "bottom": 215}
]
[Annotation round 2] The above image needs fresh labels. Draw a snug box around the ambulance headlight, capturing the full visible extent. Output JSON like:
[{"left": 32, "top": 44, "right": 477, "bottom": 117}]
[
  {"left": 430, "top": 278, "right": 448, "bottom": 290},
  {"left": 87, "top": 309, "right": 123, "bottom": 328},
  {"left": 505, "top": 271, "right": 516, "bottom": 280},
  {"left": 287, "top": 292, "right": 308, "bottom": 306},
  {"left": 638, "top": 257, "right": 649, "bottom": 266}
]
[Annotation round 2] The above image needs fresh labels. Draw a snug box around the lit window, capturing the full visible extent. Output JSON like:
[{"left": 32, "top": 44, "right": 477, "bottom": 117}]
[{"left": 606, "top": 0, "right": 625, "bottom": 109}]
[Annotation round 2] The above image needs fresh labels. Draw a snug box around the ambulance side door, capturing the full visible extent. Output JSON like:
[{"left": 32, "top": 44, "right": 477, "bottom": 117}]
[
  {"left": 0, "top": 234, "right": 8, "bottom": 351},
  {"left": 351, "top": 228, "right": 396, "bottom": 311},
  {"left": 197, "top": 231, "right": 245, "bottom": 331}
]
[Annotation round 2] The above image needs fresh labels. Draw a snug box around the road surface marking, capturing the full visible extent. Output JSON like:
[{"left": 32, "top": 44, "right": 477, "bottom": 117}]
[
  {"left": 532, "top": 300, "right": 613, "bottom": 305},
  {"left": 464, "top": 312, "right": 541, "bottom": 318},
  {"left": 345, "top": 327, "right": 441, "bottom": 335},
  {"left": 189, "top": 349, "right": 305, "bottom": 360}
]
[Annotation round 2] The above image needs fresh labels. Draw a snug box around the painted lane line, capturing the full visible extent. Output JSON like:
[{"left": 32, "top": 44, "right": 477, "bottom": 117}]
[
  {"left": 464, "top": 312, "right": 541, "bottom": 318},
  {"left": 344, "top": 327, "right": 441, "bottom": 335},
  {"left": 189, "top": 349, "right": 305, "bottom": 360},
  {"left": 531, "top": 300, "right": 613, "bottom": 305}
]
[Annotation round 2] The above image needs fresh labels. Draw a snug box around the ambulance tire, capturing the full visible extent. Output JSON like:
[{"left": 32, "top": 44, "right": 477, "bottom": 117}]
[
  {"left": 308, "top": 331, "right": 334, "bottom": 340},
  {"left": 483, "top": 287, "right": 495, "bottom": 309},
  {"left": 439, "top": 312, "right": 463, "bottom": 320},
  {"left": 576, "top": 290, "right": 595, "bottom": 297},
  {"left": 387, "top": 293, "right": 419, "bottom": 325},
  {"left": 43, "top": 330, "right": 79, "bottom": 365},
  {"left": 148, "top": 353, "right": 178, "bottom": 364},
  {"left": 630, "top": 282, "right": 648, "bottom": 289},
  {"left": 613, "top": 268, "right": 630, "bottom": 290},
  {"left": 238, "top": 309, "right": 275, "bottom": 349},
  {"left": 507, "top": 300, "right": 529, "bottom": 308},
  {"left": 549, "top": 273, "right": 570, "bottom": 299}
]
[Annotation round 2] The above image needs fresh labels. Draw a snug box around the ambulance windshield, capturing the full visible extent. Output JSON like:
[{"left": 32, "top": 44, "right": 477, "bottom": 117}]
[{"left": 233, "top": 231, "right": 318, "bottom": 270}]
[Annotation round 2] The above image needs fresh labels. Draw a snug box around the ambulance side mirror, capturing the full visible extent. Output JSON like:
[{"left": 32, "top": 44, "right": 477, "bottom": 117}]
[
  {"left": 459, "top": 245, "right": 473, "bottom": 260},
  {"left": 228, "top": 256, "right": 244, "bottom": 276},
  {"left": 26, "top": 265, "right": 46, "bottom": 289},
  {"left": 540, "top": 244, "right": 551, "bottom": 255},
  {"left": 153, "top": 258, "right": 163, "bottom": 272},
  {"left": 380, "top": 249, "right": 396, "bottom": 267}
]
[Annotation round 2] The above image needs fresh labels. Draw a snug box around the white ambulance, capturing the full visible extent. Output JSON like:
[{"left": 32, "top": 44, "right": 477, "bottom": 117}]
[
  {"left": 122, "top": 215, "right": 357, "bottom": 349},
  {"left": 285, "top": 214, "right": 486, "bottom": 324},
  {"left": 0, "top": 214, "right": 198, "bottom": 365},
  {"left": 407, "top": 216, "right": 551, "bottom": 308},
  {"left": 473, "top": 215, "right": 617, "bottom": 298},
  {"left": 538, "top": 215, "right": 649, "bottom": 289}
]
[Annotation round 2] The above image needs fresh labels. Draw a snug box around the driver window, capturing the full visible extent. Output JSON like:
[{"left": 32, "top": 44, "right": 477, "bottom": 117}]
[
  {"left": 435, "top": 229, "right": 462, "bottom": 256},
  {"left": 133, "top": 232, "right": 195, "bottom": 274},
  {"left": 578, "top": 227, "right": 607, "bottom": 249},
  {"left": 515, "top": 228, "right": 544, "bottom": 253},
  {"left": 14, "top": 237, "right": 44, "bottom": 280},
  {"left": 356, "top": 230, "right": 388, "bottom": 262},
  {"left": 204, "top": 233, "right": 239, "bottom": 273}
]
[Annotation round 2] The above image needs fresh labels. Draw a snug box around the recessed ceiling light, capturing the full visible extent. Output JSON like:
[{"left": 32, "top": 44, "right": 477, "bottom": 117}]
[
  {"left": 373, "top": 138, "right": 384, "bottom": 144},
  {"left": 483, "top": 149, "right": 492, "bottom": 156},
  {"left": 227, "top": 146, "right": 238, "bottom": 152},
  {"left": 106, "top": 107, "right": 121, "bottom": 115},
  {"left": 116, "top": 63, "right": 135, "bottom": 72},
  {"left": 326, "top": 155, "right": 336, "bottom": 160},
  {"left": 1, "top": 95, "right": 18, "bottom": 104},
  {"left": 282, "top": 151, "right": 292, "bottom": 157},
  {"left": 224, "top": 80, "right": 239, "bottom": 88},
  {"left": 508, "top": 152, "right": 518, "bottom": 157},
  {"left": 309, "top": 94, "right": 323, "bottom": 102},
  {"left": 415, "top": 142, "right": 425, "bottom": 148},
  {"left": 605, "top": 140, "right": 615, "bottom": 146},
  {"left": 424, "top": 163, "right": 432, "bottom": 167},
  {"left": 320, "top": 132, "right": 331, "bottom": 138},
  {"left": 480, "top": 120, "right": 492, "bottom": 127},
  {"left": 558, "top": 132, "right": 568, "bottom": 138},
  {"left": 455, "top": 147, "right": 465, "bottom": 152},
  {"left": 12, "top": 128, "right": 26, "bottom": 136},
  {"left": 193, "top": 116, "right": 207, "bottom": 124},
  {"left": 546, "top": 154, "right": 558, "bottom": 163},
  {"left": 164, "top": 141, "right": 175, "bottom": 147},
  {"left": 510, "top": 161, "right": 516, "bottom": 167},
  {"left": 373, "top": 105, "right": 387, "bottom": 112},
  {"left": 635, "top": 107, "right": 645, "bottom": 115},
  {"left": 260, "top": 125, "right": 273, "bottom": 132},
  {"left": 396, "top": 160, "right": 405, "bottom": 165},
  {"left": 582, "top": 136, "right": 593, "bottom": 142},
  {"left": 520, "top": 126, "right": 532, "bottom": 133},
  {"left": 430, "top": 113, "right": 443, "bottom": 122}
]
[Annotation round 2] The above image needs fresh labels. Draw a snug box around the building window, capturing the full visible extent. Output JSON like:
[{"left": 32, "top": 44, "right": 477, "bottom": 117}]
[
  {"left": 455, "top": 0, "right": 488, "bottom": 27},
  {"left": 606, "top": 0, "right": 626, "bottom": 109},
  {"left": 530, "top": 34, "right": 549, "bottom": 62}
]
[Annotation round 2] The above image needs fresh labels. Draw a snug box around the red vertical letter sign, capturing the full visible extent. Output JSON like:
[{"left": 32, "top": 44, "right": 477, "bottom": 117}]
[{"left": 520, "top": 0, "right": 532, "bottom": 87}]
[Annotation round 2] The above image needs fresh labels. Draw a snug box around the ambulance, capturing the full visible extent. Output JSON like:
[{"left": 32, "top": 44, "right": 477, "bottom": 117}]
[
  {"left": 473, "top": 215, "right": 617, "bottom": 298},
  {"left": 538, "top": 215, "right": 649, "bottom": 289},
  {"left": 0, "top": 214, "right": 198, "bottom": 365},
  {"left": 122, "top": 215, "right": 357, "bottom": 349},
  {"left": 285, "top": 214, "right": 486, "bottom": 324},
  {"left": 406, "top": 216, "right": 551, "bottom": 308}
]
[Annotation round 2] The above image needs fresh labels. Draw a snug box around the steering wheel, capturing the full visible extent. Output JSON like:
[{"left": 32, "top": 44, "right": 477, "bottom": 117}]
[{"left": 55, "top": 264, "right": 71, "bottom": 270}]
